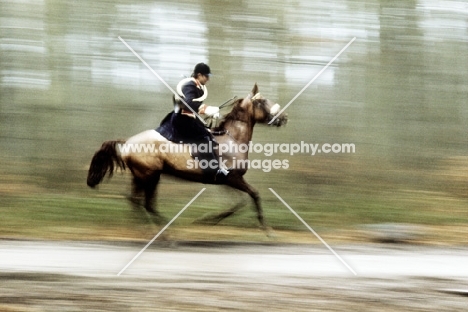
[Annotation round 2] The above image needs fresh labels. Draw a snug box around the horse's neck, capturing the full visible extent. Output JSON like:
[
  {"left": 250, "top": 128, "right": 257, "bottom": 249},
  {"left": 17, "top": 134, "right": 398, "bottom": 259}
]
[{"left": 223, "top": 120, "right": 254, "bottom": 144}]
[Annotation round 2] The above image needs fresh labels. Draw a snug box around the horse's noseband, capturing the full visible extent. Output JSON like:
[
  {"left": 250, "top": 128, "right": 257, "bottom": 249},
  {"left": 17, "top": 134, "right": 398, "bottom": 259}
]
[
  {"left": 270, "top": 103, "right": 280, "bottom": 115},
  {"left": 268, "top": 114, "right": 281, "bottom": 126},
  {"left": 251, "top": 94, "right": 286, "bottom": 126}
]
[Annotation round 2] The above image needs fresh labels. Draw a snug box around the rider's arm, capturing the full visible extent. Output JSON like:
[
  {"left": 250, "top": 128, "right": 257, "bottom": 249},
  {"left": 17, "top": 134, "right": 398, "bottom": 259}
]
[
  {"left": 181, "top": 81, "right": 219, "bottom": 118},
  {"left": 182, "top": 82, "right": 204, "bottom": 113}
]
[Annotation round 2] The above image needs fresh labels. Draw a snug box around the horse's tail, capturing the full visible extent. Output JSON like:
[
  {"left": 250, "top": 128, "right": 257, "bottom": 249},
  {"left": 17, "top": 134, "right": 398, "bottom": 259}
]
[{"left": 87, "top": 140, "right": 126, "bottom": 188}]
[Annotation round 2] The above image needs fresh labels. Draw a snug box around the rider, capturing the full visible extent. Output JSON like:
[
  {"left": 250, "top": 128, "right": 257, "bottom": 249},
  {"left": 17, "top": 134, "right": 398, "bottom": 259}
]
[{"left": 172, "top": 63, "right": 229, "bottom": 181}]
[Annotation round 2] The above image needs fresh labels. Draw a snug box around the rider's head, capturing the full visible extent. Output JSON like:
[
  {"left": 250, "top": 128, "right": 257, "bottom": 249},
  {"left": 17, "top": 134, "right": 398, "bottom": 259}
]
[{"left": 192, "top": 63, "right": 211, "bottom": 85}]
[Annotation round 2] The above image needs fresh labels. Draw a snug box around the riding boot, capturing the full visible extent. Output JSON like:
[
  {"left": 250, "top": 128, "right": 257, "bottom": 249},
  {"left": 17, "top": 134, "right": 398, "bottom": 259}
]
[
  {"left": 200, "top": 137, "right": 230, "bottom": 183},
  {"left": 209, "top": 139, "right": 231, "bottom": 178}
]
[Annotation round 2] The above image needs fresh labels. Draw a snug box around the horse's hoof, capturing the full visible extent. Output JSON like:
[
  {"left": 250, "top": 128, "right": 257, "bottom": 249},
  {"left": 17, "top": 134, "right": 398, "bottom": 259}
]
[
  {"left": 127, "top": 196, "right": 143, "bottom": 208},
  {"left": 193, "top": 212, "right": 221, "bottom": 225},
  {"left": 264, "top": 227, "right": 276, "bottom": 239},
  {"left": 193, "top": 217, "right": 219, "bottom": 226},
  {"left": 152, "top": 233, "right": 177, "bottom": 248},
  {"left": 148, "top": 214, "right": 168, "bottom": 226},
  {"left": 156, "top": 218, "right": 169, "bottom": 226}
]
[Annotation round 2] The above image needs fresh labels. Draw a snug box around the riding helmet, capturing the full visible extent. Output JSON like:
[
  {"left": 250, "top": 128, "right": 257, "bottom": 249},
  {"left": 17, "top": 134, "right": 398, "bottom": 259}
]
[{"left": 192, "top": 63, "right": 211, "bottom": 77}]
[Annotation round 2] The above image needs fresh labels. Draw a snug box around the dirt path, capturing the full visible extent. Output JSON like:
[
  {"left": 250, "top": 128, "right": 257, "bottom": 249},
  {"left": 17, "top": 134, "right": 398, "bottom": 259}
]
[{"left": 1, "top": 241, "right": 468, "bottom": 311}]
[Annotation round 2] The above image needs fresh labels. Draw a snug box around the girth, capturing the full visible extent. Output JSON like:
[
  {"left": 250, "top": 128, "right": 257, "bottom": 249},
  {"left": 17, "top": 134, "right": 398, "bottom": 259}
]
[{"left": 211, "top": 129, "right": 227, "bottom": 136}]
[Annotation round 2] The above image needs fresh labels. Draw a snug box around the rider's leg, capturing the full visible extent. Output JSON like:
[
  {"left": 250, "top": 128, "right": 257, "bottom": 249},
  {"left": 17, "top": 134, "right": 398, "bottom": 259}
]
[{"left": 203, "top": 136, "right": 229, "bottom": 176}]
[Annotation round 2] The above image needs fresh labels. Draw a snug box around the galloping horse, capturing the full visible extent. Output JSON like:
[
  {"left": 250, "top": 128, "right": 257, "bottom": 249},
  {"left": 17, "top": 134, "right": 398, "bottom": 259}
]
[{"left": 87, "top": 84, "right": 288, "bottom": 231}]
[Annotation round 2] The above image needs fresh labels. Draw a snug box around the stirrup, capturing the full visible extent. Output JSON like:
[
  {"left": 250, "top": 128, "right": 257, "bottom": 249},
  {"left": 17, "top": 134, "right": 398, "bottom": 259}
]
[
  {"left": 214, "top": 168, "right": 231, "bottom": 183},
  {"left": 217, "top": 167, "right": 230, "bottom": 176}
]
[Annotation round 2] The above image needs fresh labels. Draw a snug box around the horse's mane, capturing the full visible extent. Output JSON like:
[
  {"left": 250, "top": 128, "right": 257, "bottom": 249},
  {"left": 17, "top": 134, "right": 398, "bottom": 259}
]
[
  {"left": 213, "top": 98, "right": 248, "bottom": 131},
  {"left": 213, "top": 99, "right": 265, "bottom": 131}
]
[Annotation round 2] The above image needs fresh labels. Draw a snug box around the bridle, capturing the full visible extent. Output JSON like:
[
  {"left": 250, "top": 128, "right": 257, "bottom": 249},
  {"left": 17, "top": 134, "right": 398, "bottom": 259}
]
[
  {"left": 208, "top": 93, "right": 283, "bottom": 128},
  {"left": 251, "top": 93, "right": 282, "bottom": 126}
]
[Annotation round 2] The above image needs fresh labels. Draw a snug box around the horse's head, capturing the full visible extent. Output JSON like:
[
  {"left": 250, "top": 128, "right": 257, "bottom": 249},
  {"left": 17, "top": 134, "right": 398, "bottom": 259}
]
[
  {"left": 249, "top": 84, "right": 288, "bottom": 127},
  {"left": 218, "top": 84, "right": 288, "bottom": 132}
]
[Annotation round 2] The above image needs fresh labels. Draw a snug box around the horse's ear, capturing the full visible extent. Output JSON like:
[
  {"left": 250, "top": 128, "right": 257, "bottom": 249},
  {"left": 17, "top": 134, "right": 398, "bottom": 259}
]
[
  {"left": 251, "top": 83, "right": 259, "bottom": 96},
  {"left": 240, "top": 96, "right": 250, "bottom": 109}
]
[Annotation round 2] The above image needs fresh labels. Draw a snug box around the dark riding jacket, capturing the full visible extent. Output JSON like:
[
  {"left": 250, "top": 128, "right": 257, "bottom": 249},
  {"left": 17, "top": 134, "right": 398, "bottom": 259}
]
[
  {"left": 156, "top": 78, "right": 211, "bottom": 143},
  {"left": 175, "top": 78, "right": 207, "bottom": 117}
]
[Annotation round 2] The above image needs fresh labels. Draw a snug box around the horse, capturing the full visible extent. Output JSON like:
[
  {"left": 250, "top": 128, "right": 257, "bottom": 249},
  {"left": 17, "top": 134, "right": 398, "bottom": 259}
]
[{"left": 87, "top": 83, "right": 288, "bottom": 233}]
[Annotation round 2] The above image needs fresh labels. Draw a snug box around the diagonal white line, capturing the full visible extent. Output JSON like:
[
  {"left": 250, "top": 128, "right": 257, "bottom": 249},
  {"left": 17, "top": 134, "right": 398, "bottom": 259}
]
[
  {"left": 118, "top": 36, "right": 206, "bottom": 125},
  {"left": 117, "top": 188, "right": 206, "bottom": 276},
  {"left": 269, "top": 37, "right": 356, "bottom": 125},
  {"left": 269, "top": 188, "right": 357, "bottom": 275}
]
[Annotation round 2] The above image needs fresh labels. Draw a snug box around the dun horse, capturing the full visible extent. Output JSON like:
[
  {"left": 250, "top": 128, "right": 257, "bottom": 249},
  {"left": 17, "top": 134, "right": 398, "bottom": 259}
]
[{"left": 87, "top": 84, "right": 288, "bottom": 231}]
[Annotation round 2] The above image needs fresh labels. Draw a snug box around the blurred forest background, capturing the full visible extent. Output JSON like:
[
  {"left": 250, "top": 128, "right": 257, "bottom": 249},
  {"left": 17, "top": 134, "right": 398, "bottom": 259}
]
[{"left": 1, "top": 0, "right": 467, "bottom": 243}]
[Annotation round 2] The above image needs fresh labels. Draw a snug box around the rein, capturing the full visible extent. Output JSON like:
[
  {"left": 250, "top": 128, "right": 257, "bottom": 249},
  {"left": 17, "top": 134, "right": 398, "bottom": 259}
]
[
  {"left": 208, "top": 92, "right": 265, "bottom": 139},
  {"left": 219, "top": 96, "right": 238, "bottom": 109},
  {"left": 204, "top": 96, "right": 238, "bottom": 128}
]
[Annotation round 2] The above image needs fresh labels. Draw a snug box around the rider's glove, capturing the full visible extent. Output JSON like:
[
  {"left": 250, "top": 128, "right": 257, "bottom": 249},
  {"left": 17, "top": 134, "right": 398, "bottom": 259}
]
[{"left": 204, "top": 106, "right": 220, "bottom": 119}]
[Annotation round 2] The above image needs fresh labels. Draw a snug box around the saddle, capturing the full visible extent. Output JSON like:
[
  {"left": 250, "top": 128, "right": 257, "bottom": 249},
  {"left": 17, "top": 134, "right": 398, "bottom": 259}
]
[{"left": 156, "top": 114, "right": 223, "bottom": 161}]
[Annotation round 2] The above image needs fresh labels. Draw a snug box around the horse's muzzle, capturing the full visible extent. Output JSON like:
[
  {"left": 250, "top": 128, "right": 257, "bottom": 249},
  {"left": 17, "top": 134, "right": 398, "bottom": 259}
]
[{"left": 269, "top": 113, "right": 288, "bottom": 127}]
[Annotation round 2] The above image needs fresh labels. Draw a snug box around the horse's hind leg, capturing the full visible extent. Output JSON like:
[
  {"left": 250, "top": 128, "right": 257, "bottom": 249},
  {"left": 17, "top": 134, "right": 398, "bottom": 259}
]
[
  {"left": 128, "top": 176, "right": 157, "bottom": 227},
  {"left": 195, "top": 198, "right": 247, "bottom": 225},
  {"left": 143, "top": 172, "right": 167, "bottom": 225},
  {"left": 128, "top": 177, "right": 144, "bottom": 209}
]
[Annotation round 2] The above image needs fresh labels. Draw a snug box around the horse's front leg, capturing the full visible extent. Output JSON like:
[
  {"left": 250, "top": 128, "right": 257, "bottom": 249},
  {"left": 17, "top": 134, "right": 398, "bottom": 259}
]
[{"left": 226, "top": 176, "right": 273, "bottom": 236}]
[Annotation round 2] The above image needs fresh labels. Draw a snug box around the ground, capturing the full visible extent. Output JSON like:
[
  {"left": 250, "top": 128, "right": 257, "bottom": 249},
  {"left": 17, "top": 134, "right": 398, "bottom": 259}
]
[{"left": 1, "top": 240, "right": 468, "bottom": 311}]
